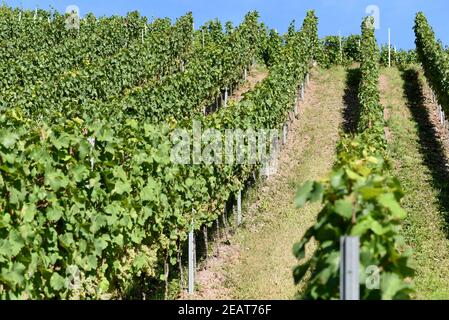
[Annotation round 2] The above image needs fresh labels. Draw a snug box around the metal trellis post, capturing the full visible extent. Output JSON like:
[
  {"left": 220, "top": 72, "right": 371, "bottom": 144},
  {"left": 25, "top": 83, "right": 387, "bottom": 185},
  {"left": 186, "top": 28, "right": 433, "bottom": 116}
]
[{"left": 340, "top": 236, "right": 360, "bottom": 300}]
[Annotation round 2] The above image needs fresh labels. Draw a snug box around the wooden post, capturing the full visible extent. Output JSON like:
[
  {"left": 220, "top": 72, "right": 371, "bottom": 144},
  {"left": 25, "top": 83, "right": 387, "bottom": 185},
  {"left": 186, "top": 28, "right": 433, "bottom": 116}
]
[
  {"left": 88, "top": 137, "right": 96, "bottom": 172},
  {"left": 340, "top": 237, "right": 360, "bottom": 300},
  {"left": 294, "top": 96, "right": 299, "bottom": 115},
  {"left": 283, "top": 124, "right": 288, "bottom": 145},
  {"left": 224, "top": 88, "right": 228, "bottom": 107},
  {"left": 203, "top": 226, "right": 208, "bottom": 258},
  {"left": 188, "top": 219, "right": 196, "bottom": 294},
  {"left": 237, "top": 191, "right": 242, "bottom": 226}
]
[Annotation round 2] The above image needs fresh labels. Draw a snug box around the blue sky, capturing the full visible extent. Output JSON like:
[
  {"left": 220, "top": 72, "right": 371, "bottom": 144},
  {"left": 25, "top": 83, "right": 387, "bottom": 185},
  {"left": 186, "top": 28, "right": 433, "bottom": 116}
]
[{"left": 4, "top": 0, "right": 448, "bottom": 49}]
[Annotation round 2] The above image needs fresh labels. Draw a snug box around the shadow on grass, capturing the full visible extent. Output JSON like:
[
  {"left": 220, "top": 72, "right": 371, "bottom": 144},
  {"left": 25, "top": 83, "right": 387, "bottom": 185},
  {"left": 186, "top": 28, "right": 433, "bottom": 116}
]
[
  {"left": 401, "top": 68, "right": 449, "bottom": 237},
  {"left": 295, "top": 67, "right": 362, "bottom": 300},
  {"left": 342, "top": 67, "right": 361, "bottom": 134}
]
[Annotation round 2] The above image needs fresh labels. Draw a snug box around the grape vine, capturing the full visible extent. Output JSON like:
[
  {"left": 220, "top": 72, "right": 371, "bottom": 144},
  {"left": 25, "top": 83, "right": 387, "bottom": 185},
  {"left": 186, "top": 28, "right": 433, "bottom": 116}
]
[
  {"left": 0, "top": 10, "right": 318, "bottom": 299},
  {"left": 292, "top": 16, "right": 415, "bottom": 300},
  {"left": 414, "top": 12, "right": 449, "bottom": 112}
]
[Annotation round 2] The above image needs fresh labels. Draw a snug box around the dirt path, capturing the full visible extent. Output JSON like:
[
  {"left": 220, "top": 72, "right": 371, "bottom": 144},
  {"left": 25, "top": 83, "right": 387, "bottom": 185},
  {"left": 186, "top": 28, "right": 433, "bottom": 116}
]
[
  {"left": 380, "top": 73, "right": 392, "bottom": 143},
  {"left": 381, "top": 66, "right": 449, "bottom": 299},
  {"left": 204, "top": 65, "right": 269, "bottom": 116},
  {"left": 186, "top": 67, "right": 348, "bottom": 300},
  {"left": 229, "top": 64, "right": 269, "bottom": 103}
]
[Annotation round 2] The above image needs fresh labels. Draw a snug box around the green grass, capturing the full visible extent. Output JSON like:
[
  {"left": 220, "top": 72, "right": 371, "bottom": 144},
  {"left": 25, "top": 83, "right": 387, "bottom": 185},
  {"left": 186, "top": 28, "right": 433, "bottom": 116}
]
[
  {"left": 189, "top": 65, "right": 449, "bottom": 300},
  {"left": 217, "top": 66, "right": 348, "bottom": 299},
  {"left": 381, "top": 66, "right": 449, "bottom": 299}
]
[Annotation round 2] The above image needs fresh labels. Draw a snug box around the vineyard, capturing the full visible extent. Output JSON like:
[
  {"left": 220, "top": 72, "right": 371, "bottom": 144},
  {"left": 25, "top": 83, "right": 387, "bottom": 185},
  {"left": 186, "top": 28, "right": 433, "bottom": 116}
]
[{"left": 1, "top": 4, "right": 449, "bottom": 301}]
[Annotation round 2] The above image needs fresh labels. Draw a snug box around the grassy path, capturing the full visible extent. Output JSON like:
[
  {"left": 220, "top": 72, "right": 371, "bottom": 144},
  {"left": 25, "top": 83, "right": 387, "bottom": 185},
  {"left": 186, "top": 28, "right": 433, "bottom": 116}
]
[
  {"left": 229, "top": 64, "right": 269, "bottom": 103},
  {"left": 381, "top": 66, "right": 449, "bottom": 299},
  {"left": 190, "top": 66, "right": 348, "bottom": 300}
]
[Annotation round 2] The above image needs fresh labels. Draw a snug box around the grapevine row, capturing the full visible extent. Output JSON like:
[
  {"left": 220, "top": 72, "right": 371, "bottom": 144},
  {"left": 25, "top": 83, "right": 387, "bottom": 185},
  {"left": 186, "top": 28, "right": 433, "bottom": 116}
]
[
  {"left": 0, "top": 10, "right": 151, "bottom": 93},
  {"left": 3, "top": 12, "right": 261, "bottom": 127},
  {"left": 0, "top": 13, "right": 194, "bottom": 116},
  {"left": 83, "top": 12, "right": 263, "bottom": 124},
  {"left": 0, "top": 11, "right": 318, "bottom": 299},
  {"left": 293, "top": 16, "right": 414, "bottom": 300},
  {"left": 414, "top": 12, "right": 449, "bottom": 112}
]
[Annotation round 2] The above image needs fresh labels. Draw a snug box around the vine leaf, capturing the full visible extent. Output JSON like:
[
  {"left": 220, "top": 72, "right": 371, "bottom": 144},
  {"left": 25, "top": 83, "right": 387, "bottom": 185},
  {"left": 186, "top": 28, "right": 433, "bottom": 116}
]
[
  {"left": 378, "top": 193, "right": 406, "bottom": 219},
  {"left": 50, "top": 273, "right": 66, "bottom": 291},
  {"left": 334, "top": 199, "right": 353, "bottom": 219},
  {"left": 295, "top": 181, "right": 324, "bottom": 208}
]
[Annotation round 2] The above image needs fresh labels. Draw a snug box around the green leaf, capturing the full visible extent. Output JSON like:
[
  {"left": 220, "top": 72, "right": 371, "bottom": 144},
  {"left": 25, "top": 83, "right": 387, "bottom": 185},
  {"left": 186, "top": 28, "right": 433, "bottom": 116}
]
[
  {"left": 309, "top": 182, "right": 324, "bottom": 203},
  {"left": 0, "top": 213, "right": 11, "bottom": 229},
  {"left": 11, "top": 230, "right": 24, "bottom": 256},
  {"left": 378, "top": 193, "right": 407, "bottom": 219},
  {"left": 295, "top": 181, "right": 314, "bottom": 208},
  {"left": 71, "top": 165, "right": 89, "bottom": 183},
  {"left": 94, "top": 238, "right": 109, "bottom": 256},
  {"left": 47, "top": 206, "right": 63, "bottom": 222},
  {"left": 113, "top": 181, "right": 132, "bottom": 195},
  {"left": 97, "top": 126, "right": 114, "bottom": 142},
  {"left": 330, "top": 169, "right": 344, "bottom": 188},
  {"left": 59, "top": 233, "right": 75, "bottom": 249},
  {"left": 380, "top": 272, "right": 410, "bottom": 300},
  {"left": 50, "top": 273, "right": 66, "bottom": 291},
  {"left": 46, "top": 170, "right": 70, "bottom": 192},
  {"left": 0, "top": 130, "right": 19, "bottom": 149},
  {"left": 185, "top": 178, "right": 194, "bottom": 187},
  {"left": 359, "top": 186, "right": 384, "bottom": 200},
  {"left": 1, "top": 262, "right": 26, "bottom": 286},
  {"left": 351, "top": 216, "right": 384, "bottom": 236},
  {"left": 334, "top": 199, "right": 353, "bottom": 219},
  {"left": 140, "top": 178, "right": 160, "bottom": 202},
  {"left": 99, "top": 278, "right": 110, "bottom": 292},
  {"left": 86, "top": 255, "right": 98, "bottom": 271},
  {"left": 22, "top": 204, "right": 36, "bottom": 223},
  {"left": 51, "top": 133, "right": 71, "bottom": 150},
  {"left": 113, "top": 234, "right": 124, "bottom": 247},
  {"left": 346, "top": 169, "right": 361, "bottom": 180}
]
